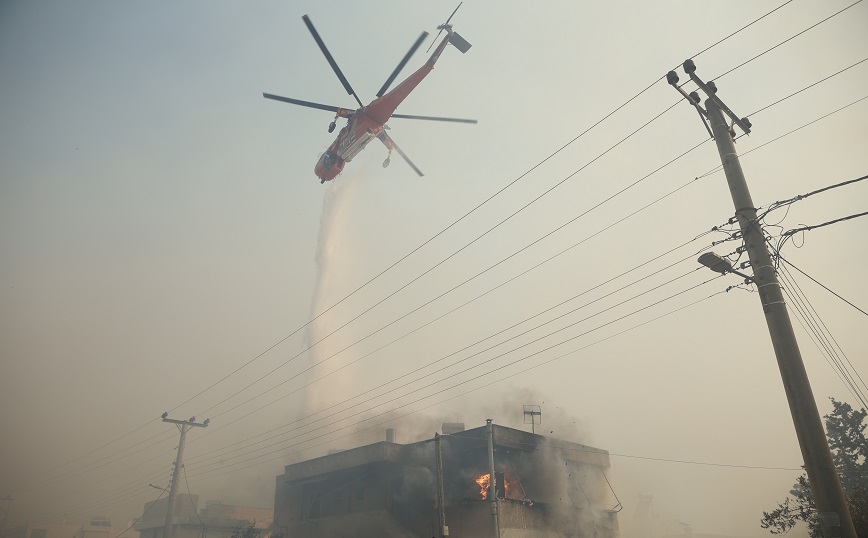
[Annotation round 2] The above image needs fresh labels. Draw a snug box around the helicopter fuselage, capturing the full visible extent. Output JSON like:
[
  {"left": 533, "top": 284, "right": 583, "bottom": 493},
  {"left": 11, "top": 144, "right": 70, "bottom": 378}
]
[{"left": 314, "top": 34, "right": 450, "bottom": 182}]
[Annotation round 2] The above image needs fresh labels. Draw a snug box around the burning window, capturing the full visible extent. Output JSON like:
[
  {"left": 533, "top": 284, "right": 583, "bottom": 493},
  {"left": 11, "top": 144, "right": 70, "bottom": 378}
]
[{"left": 474, "top": 471, "right": 518, "bottom": 500}]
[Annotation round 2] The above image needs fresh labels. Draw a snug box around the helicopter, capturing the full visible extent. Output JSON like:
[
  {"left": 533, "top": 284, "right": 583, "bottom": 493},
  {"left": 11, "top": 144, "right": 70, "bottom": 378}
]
[{"left": 263, "top": 8, "right": 476, "bottom": 183}]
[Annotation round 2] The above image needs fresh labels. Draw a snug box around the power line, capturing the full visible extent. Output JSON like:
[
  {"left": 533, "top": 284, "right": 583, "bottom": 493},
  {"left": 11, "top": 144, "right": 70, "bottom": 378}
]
[
  {"left": 188, "top": 264, "right": 712, "bottom": 467},
  {"left": 22, "top": 2, "right": 806, "bottom": 494},
  {"left": 113, "top": 489, "right": 166, "bottom": 538},
  {"left": 682, "top": 0, "right": 795, "bottom": 65},
  {"left": 190, "top": 0, "right": 802, "bottom": 424},
  {"left": 186, "top": 274, "right": 720, "bottom": 476},
  {"left": 782, "top": 211, "right": 868, "bottom": 237},
  {"left": 697, "top": 94, "right": 868, "bottom": 179},
  {"left": 19, "top": 2, "right": 832, "bottom": 509},
  {"left": 186, "top": 288, "right": 726, "bottom": 482},
  {"left": 182, "top": 226, "right": 726, "bottom": 463},
  {"left": 748, "top": 56, "right": 868, "bottom": 117},
  {"left": 778, "top": 256, "right": 868, "bottom": 318},
  {"left": 714, "top": 0, "right": 864, "bottom": 80},
  {"left": 777, "top": 266, "right": 868, "bottom": 409},
  {"left": 198, "top": 133, "right": 709, "bottom": 423},
  {"left": 193, "top": 98, "right": 686, "bottom": 419},
  {"left": 180, "top": 70, "right": 668, "bottom": 419},
  {"left": 459, "top": 435, "right": 804, "bottom": 471}
]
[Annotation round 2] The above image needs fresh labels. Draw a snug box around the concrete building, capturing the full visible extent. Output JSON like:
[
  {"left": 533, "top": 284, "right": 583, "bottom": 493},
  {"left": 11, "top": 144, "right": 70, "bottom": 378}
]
[
  {"left": 273, "top": 422, "right": 620, "bottom": 537},
  {"left": 134, "top": 496, "right": 271, "bottom": 538},
  {"left": 2, "top": 517, "right": 127, "bottom": 538}
]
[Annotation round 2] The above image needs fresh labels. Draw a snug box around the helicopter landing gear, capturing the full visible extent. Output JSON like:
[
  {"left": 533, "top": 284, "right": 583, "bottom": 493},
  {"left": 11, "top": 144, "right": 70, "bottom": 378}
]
[
  {"left": 328, "top": 121, "right": 336, "bottom": 133},
  {"left": 382, "top": 158, "right": 390, "bottom": 168}
]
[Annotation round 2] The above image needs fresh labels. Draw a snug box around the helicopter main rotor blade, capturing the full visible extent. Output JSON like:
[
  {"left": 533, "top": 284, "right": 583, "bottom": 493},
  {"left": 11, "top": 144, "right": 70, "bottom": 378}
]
[
  {"left": 381, "top": 132, "right": 423, "bottom": 177},
  {"left": 426, "top": 2, "right": 463, "bottom": 53},
  {"left": 302, "top": 15, "right": 364, "bottom": 108},
  {"left": 376, "top": 31, "right": 429, "bottom": 98},
  {"left": 391, "top": 113, "right": 477, "bottom": 124},
  {"left": 262, "top": 93, "right": 353, "bottom": 114}
]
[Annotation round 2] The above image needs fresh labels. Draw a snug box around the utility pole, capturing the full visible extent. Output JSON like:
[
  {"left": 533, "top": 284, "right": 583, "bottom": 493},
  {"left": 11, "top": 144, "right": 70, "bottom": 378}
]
[
  {"left": 0, "top": 496, "right": 12, "bottom": 537},
  {"left": 667, "top": 60, "right": 855, "bottom": 538},
  {"left": 434, "top": 433, "right": 448, "bottom": 537},
  {"left": 486, "top": 419, "right": 500, "bottom": 538},
  {"left": 162, "top": 413, "right": 209, "bottom": 538}
]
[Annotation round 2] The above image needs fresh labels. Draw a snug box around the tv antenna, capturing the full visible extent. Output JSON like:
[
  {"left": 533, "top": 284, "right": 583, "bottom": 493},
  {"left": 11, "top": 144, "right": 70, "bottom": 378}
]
[{"left": 523, "top": 405, "right": 541, "bottom": 434}]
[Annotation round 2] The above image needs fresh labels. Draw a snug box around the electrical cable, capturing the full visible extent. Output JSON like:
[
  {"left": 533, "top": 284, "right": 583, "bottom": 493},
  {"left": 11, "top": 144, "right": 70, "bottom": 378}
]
[
  {"left": 184, "top": 289, "right": 733, "bottom": 482},
  {"left": 197, "top": 135, "right": 711, "bottom": 425},
  {"left": 714, "top": 0, "right": 865, "bottom": 80},
  {"left": 778, "top": 255, "right": 868, "bottom": 317},
  {"left": 191, "top": 229, "right": 718, "bottom": 450},
  {"left": 458, "top": 435, "right": 804, "bottom": 472},
  {"left": 18, "top": 133, "right": 721, "bottom": 504},
  {"left": 22, "top": 2, "right": 811, "bottom": 496},
  {"left": 780, "top": 264, "right": 864, "bottom": 405},
  {"left": 183, "top": 464, "right": 207, "bottom": 529},
  {"left": 782, "top": 211, "right": 868, "bottom": 237},
  {"left": 23, "top": 429, "right": 178, "bottom": 494},
  {"left": 181, "top": 222, "right": 728, "bottom": 465},
  {"left": 22, "top": 3, "right": 841, "bottom": 509},
  {"left": 194, "top": 98, "right": 685, "bottom": 420},
  {"left": 681, "top": 0, "right": 795, "bottom": 66},
  {"left": 112, "top": 488, "right": 166, "bottom": 538},
  {"left": 777, "top": 268, "right": 868, "bottom": 409},
  {"left": 696, "top": 94, "right": 868, "bottom": 179},
  {"left": 748, "top": 56, "right": 868, "bottom": 117},
  {"left": 776, "top": 260, "right": 868, "bottom": 403},
  {"left": 187, "top": 264, "right": 711, "bottom": 467},
  {"left": 185, "top": 275, "right": 720, "bottom": 476}
]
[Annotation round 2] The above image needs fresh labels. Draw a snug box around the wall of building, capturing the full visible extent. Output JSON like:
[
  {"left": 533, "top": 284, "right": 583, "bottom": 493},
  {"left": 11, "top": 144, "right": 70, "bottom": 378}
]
[
  {"left": 2, "top": 522, "right": 129, "bottom": 538},
  {"left": 273, "top": 425, "right": 619, "bottom": 538}
]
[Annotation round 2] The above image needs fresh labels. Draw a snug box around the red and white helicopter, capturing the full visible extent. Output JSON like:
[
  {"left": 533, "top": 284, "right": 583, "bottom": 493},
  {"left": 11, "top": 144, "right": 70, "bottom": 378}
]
[{"left": 264, "top": 7, "right": 475, "bottom": 183}]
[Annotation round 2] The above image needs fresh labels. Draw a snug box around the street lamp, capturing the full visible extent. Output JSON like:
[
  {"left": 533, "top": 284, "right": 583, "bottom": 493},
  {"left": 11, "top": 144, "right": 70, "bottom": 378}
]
[{"left": 697, "top": 251, "right": 753, "bottom": 282}]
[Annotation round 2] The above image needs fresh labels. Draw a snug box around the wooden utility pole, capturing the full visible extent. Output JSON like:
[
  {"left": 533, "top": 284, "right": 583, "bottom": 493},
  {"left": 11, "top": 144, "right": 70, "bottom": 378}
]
[{"left": 162, "top": 414, "right": 209, "bottom": 538}]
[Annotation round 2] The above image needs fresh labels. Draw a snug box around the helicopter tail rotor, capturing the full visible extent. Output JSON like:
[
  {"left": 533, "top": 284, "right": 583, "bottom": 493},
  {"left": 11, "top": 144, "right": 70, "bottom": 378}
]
[
  {"left": 426, "top": 2, "right": 463, "bottom": 53},
  {"left": 448, "top": 32, "right": 471, "bottom": 53}
]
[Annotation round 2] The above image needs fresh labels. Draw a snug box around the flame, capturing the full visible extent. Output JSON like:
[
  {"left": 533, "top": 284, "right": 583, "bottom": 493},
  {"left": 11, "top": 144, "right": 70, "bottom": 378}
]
[
  {"left": 475, "top": 473, "right": 491, "bottom": 500},
  {"left": 474, "top": 473, "right": 517, "bottom": 500}
]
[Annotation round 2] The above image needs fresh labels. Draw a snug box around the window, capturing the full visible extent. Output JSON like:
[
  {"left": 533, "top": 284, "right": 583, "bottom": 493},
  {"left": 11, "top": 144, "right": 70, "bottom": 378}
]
[{"left": 302, "top": 483, "right": 323, "bottom": 520}]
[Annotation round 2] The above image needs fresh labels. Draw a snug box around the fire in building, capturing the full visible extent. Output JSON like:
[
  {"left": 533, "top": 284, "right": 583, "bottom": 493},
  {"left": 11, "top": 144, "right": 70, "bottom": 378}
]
[{"left": 273, "top": 421, "right": 620, "bottom": 537}]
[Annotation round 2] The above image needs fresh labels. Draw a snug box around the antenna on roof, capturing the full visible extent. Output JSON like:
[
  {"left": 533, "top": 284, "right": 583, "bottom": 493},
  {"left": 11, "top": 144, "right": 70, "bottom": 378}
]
[{"left": 523, "top": 405, "right": 542, "bottom": 434}]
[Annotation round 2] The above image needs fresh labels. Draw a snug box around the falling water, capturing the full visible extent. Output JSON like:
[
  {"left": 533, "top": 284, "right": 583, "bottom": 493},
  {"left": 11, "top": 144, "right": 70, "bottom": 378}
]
[{"left": 303, "top": 178, "right": 359, "bottom": 415}]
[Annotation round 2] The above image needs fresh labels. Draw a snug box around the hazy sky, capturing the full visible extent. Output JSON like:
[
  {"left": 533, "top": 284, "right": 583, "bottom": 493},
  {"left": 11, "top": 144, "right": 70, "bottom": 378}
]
[{"left": 1, "top": 1, "right": 867, "bottom": 536}]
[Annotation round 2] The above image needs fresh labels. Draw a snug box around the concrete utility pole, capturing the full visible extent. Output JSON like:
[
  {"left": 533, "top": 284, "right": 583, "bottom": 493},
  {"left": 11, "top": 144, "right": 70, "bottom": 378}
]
[
  {"left": 0, "top": 496, "right": 12, "bottom": 537},
  {"left": 668, "top": 60, "right": 855, "bottom": 538},
  {"left": 434, "top": 433, "right": 448, "bottom": 537},
  {"left": 486, "top": 419, "right": 500, "bottom": 538},
  {"left": 162, "top": 413, "right": 209, "bottom": 538}
]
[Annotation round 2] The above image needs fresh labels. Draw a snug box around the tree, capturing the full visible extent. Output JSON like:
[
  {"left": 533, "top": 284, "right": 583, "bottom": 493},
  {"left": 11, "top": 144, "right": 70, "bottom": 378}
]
[
  {"left": 230, "top": 522, "right": 259, "bottom": 538},
  {"left": 761, "top": 398, "right": 868, "bottom": 537}
]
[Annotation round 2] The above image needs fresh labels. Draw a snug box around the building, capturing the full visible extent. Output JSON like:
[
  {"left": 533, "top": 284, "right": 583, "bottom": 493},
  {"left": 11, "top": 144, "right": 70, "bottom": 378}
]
[
  {"left": 134, "top": 496, "right": 271, "bottom": 538},
  {"left": 273, "top": 422, "right": 620, "bottom": 537},
  {"left": 2, "top": 517, "right": 127, "bottom": 538}
]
